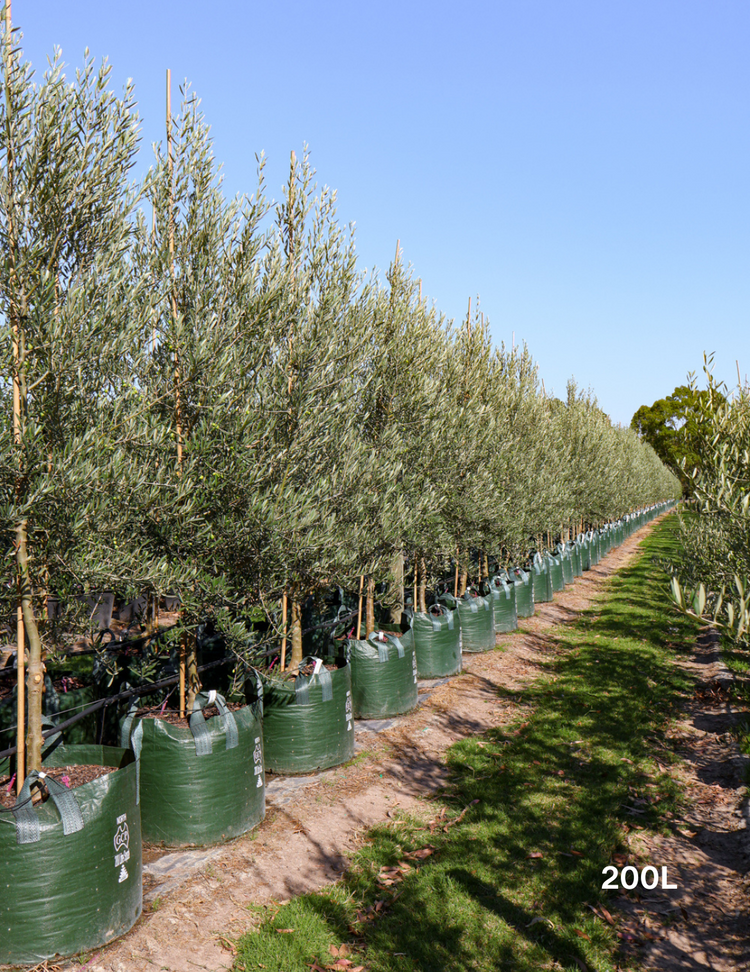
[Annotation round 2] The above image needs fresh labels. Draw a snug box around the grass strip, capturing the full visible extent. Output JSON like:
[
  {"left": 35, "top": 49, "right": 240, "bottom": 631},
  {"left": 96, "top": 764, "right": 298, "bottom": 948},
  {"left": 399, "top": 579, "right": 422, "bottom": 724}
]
[{"left": 234, "top": 518, "right": 698, "bottom": 972}]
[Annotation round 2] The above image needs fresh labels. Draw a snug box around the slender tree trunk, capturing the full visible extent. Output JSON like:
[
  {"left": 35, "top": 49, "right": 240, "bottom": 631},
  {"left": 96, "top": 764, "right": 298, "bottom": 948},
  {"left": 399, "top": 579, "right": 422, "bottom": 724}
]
[
  {"left": 15, "top": 595, "right": 24, "bottom": 793},
  {"left": 186, "top": 635, "right": 200, "bottom": 710},
  {"left": 483, "top": 553, "right": 489, "bottom": 579},
  {"left": 389, "top": 549, "right": 404, "bottom": 626},
  {"left": 418, "top": 557, "right": 427, "bottom": 613},
  {"left": 366, "top": 578, "right": 375, "bottom": 637},
  {"left": 458, "top": 547, "right": 468, "bottom": 596},
  {"left": 289, "top": 599, "right": 303, "bottom": 668},
  {"left": 17, "top": 520, "right": 44, "bottom": 771}
]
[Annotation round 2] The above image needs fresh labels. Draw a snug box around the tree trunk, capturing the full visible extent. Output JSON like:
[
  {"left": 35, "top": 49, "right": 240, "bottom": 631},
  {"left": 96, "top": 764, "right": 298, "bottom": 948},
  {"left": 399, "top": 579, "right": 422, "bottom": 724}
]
[
  {"left": 186, "top": 636, "right": 201, "bottom": 710},
  {"left": 17, "top": 519, "right": 44, "bottom": 772},
  {"left": 418, "top": 557, "right": 427, "bottom": 613},
  {"left": 289, "top": 599, "right": 303, "bottom": 668},
  {"left": 458, "top": 546, "right": 468, "bottom": 597},
  {"left": 366, "top": 578, "right": 375, "bottom": 637},
  {"left": 389, "top": 549, "right": 404, "bottom": 626}
]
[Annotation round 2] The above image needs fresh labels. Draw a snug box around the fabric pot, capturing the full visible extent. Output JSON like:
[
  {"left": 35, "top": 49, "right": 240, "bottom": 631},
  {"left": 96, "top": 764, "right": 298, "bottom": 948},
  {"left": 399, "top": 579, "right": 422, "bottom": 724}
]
[
  {"left": 0, "top": 744, "right": 141, "bottom": 966},
  {"left": 487, "top": 575, "right": 518, "bottom": 633},
  {"left": 557, "top": 544, "right": 575, "bottom": 585},
  {"left": 441, "top": 591, "right": 495, "bottom": 653},
  {"left": 578, "top": 534, "right": 591, "bottom": 571},
  {"left": 587, "top": 530, "right": 601, "bottom": 566},
  {"left": 547, "top": 552, "right": 565, "bottom": 593},
  {"left": 532, "top": 553, "right": 553, "bottom": 603},
  {"left": 348, "top": 630, "right": 418, "bottom": 719},
  {"left": 120, "top": 688, "right": 264, "bottom": 847},
  {"left": 411, "top": 604, "right": 462, "bottom": 678},
  {"left": 261, "top": 657, "right": 354, "bottom": 775},
  {"left": 507, "top": 567, "right": 534, "bottom": 618}
]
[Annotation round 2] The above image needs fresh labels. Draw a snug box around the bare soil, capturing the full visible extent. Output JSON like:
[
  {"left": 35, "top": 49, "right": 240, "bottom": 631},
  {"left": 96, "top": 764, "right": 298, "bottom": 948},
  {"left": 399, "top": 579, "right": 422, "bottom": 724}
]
[
  {"left": 0, "top": 763, "right": 116, "bottom": 809},
  {"left": 25, "top": 517, "right": 745, "bottom": 972}
]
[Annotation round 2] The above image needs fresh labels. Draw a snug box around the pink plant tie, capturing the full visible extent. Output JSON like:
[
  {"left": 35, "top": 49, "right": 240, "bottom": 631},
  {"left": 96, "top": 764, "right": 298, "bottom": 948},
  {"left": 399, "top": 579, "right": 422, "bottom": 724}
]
[{"left": 7, "top": 773, "right": 16, "bottom": 794}]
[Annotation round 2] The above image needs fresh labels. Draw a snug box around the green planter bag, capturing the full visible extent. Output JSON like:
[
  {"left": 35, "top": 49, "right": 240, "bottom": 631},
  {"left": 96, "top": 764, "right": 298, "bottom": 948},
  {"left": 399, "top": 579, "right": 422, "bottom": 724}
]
[
  {"left": 557, "top": 544, "right": 575, "bottom": 585},
  {"left": 532, "top": 553, "right": 553, "bottom": 602},
  {"left": 348, "top": 629, "right": 418, "bottom": 719},
  {"left": 0, "top": 744, "right": 141, "bottom": 966},
  {"left": 261, "top": 657, "right": 354, "bottom": 775},
  {"left": 587, "top": 530, "right": 601, "bottom": 566},
  {"left": 487, "top": 575, "right": 518, "bottom": 633},
  {"left": 120, "top": 687, "right": 264, "bottom": 847},
  {"left": 506, "top": 567, "right": 534, "bottom": 618},
  {"left": 547, "top": 552, "right": 565, "bottom": 592},
  {"left": 441, "top": 591, "right": 495, "bottom": 653},
  {"left": 411, "top": 604, "right": 461, "bottom": 678}
]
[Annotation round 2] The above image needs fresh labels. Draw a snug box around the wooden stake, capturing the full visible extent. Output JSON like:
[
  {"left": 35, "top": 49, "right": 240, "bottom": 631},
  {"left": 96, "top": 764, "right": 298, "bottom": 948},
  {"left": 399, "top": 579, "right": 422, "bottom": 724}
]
[
  {"left": 280, "top": 590, "right": 288, "bottom": 671},
  {"left": 413, "top": 559, "right": 418, "bottom": 613},
  {"left": 356, "top": 575, "right": 364, "bottom": 641},
  {"left": 738, "top": 359, "right": 742, "bottom": 387},
  {"left": 179, "top": 638, "right": 186, "bottom": 718},
  {"left": 466, "top": 297, "right": 472, "bottom": 341},
  {"left": 167, "top": 69, "right": 183, "bottom": 472},
  {"left": 454, "top": 546, "right": 459, "bottom": 598}
]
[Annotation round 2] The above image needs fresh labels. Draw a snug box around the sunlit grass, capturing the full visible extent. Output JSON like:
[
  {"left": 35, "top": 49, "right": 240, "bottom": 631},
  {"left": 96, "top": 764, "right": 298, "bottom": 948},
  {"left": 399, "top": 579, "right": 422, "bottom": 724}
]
[{"left": 234, "top": 519, "right": 697, "bottom": 972}]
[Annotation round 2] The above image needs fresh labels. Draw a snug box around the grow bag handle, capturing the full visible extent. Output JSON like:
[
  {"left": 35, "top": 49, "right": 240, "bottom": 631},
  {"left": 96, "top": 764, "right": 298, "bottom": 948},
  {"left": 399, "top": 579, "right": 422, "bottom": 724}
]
[
  {"left": 190, "top": 690, "right": 239, "bottom": 756},
  {"left": 513, "top": 567, "right": 530, "bottom": 583},
  {"left": 532, "top": 552, "right": 545, "bottom": 572},
  {"left": 367, "top": 631, "right": 405, "bottom": 662},
  {"left": 460, "top": 590, "right": 490, "bottom": 613},
  {"left": 490, "top": 575, "right": 511, "bottom": 599},
  {"left": 12, "top": 770, "right": 85, "bottom": 845},
  {"left": 294, "top": 657, "right": 334, "bottom": 706},
  {"left": 424, "top": 602, "right": 454, "bottom": 631}
]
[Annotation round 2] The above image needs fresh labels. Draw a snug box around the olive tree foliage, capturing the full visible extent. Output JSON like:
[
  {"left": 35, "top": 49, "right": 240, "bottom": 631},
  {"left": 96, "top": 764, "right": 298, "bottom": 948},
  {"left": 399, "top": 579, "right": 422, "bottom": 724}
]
[
  {"left": 0, "top": 29, "right": 141, "bottom": 767},
  {"left": 669, "top": 363, "right": 750, "bottom": 645}
]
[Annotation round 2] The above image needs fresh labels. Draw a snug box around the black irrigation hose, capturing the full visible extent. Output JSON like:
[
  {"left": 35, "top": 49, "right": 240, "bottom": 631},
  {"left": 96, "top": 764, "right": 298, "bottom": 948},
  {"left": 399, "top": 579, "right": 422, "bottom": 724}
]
[{"left": 0, "top": 653, "right": 237, "bottom": 761}]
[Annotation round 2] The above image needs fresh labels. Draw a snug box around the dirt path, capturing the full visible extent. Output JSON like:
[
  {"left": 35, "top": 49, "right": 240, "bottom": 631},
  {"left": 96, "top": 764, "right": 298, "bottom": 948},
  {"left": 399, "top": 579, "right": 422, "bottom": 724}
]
[
  {"left": 616, "top": 629, "right": 750, "bottom": 971},
  {"left": 58, "top": 521, "right": 683, "bottom": 972}
]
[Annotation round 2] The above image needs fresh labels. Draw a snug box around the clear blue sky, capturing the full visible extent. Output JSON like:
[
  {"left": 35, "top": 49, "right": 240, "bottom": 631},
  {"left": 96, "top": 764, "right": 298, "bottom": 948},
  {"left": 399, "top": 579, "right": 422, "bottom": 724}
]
[{"left": 13, "top": 0, "right": 749, "bottom": 425}]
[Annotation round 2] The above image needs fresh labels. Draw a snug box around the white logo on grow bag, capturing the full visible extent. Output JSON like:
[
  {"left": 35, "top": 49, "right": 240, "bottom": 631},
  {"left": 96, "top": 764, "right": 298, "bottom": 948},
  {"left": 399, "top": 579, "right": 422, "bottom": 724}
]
[
  {"left": 345, "top": 690, "right": 353, "bottom": 730},
  {"left": 118, "top": 865, "right": 129, "bottom": 883},
  {"left": 114, "top": 820, "right": 130, "bottom": 868},
  {"left": 253, "top": 736, "right": 264, "bottom": 784},
  {"left": 412, "top": 652, "right": 418, "bottom": 683}
]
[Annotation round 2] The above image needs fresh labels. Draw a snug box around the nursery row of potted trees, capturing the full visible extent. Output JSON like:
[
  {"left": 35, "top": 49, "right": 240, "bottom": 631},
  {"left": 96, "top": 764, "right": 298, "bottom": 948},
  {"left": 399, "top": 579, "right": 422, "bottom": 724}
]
[{"left": 0, "top": 9, "right": 680, "bottom": 963}]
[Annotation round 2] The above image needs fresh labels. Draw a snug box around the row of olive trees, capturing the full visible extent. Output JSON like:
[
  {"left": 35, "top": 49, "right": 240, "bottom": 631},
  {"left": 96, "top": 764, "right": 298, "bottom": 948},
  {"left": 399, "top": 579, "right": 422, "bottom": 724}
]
[
  {"left": 669, "top": 362, "right": 750, "bottom": 645},
  {"left": 0, "top": 27, "right": 681, "bottom": 771}
]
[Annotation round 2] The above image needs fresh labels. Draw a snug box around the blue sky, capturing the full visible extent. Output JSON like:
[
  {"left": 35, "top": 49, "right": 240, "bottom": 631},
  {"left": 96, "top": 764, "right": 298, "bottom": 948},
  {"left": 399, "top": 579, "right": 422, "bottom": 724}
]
[{"left": 14, "top": 0, "right": 749, "bottom": 425}]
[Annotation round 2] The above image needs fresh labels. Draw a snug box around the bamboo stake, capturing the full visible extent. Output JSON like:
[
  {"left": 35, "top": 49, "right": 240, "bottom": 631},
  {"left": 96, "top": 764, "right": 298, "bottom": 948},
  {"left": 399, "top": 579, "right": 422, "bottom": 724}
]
[
  {"left": 167, "top": 69, "right": 183, "bottom": 472},
  {"left": 6, "top": 0, "right": 25, "bottom": 792},
  {"left": 454, "top": 546, "right": 459, "bottom": 597},
  {"left": 356, "top": 575, "right": 364, "bottom": 641},
  {"left": 413, "top": 559, "right": 418, "bottom": 613},
  {"left": 365, "top": 578, "right": 375, "bottom": 638},
  {"left": 280, "top": 591, "right": 288, "bottom": 671},
  {"left": 167, "top": 68, "right": 187, "bottom": 717}
]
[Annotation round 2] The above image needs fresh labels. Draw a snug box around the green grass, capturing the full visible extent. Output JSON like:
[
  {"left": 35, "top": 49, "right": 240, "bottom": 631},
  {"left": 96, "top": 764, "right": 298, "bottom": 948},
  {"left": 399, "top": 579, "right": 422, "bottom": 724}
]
[{"left": 234, "top": 518, "right": 699, "bottom": 972}]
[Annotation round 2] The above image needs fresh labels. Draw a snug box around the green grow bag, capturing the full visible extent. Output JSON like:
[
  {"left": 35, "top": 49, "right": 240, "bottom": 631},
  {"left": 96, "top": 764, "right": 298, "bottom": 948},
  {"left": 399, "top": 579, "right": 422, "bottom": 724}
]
[
  {"left": 532, "top": 553, "right": 553, "bottom": 602},
  {"left": 557, "top": 544, "right": 575, "bottom": 585},
  {"left": 441, "top": 591, "right": 495, "bottom": 653},
  {"left": 121, "top": 688, "right": 264, "bottom": 847},
  {"left": 0, "top": 744, "right": 141, "bottom": 966},
  {"left": 507, "top": 567, "right": 534, "bottom": 618},
  {"left": 547, "top": 552, "right": 565, "bottom": 593},
  {"left": 487, "top": 575, "right": 518, "bottom": 633},
  {"left": 570, "top": 541, "right": 582, "bottom": 577},
  {"left": 262, "top": 657, "right": 354, "bottom": 775},
  {"left": 348, "top": 630, "right": 418, "bottom": 719},
  {"left": 587, "top": 531, "right": 600, "bottom": 566},
  {"left": 411, "top": 604, "right": 461, "bottom": 678},
  {"left": 577, "top": 535, "right": 590, "bottom": 571}
]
